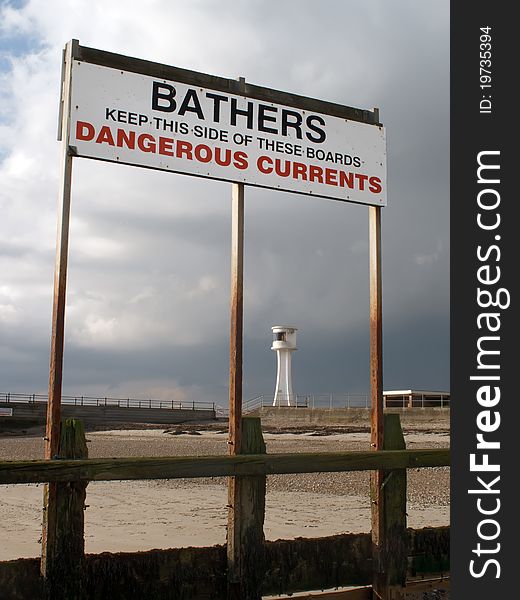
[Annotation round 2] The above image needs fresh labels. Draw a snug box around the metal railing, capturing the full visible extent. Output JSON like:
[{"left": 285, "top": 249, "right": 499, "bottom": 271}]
[
  {"left": 243, "top": 392, "right": 450, "bottom": 412},
  {"left": 8, "top": 390, "right": 452, "bottom": 418},
  {"left": 0, "top": 392, "right": 215, "bottom": 412},
  {"left": 243, "top": 393, "right": 371, "bottom": 412}
]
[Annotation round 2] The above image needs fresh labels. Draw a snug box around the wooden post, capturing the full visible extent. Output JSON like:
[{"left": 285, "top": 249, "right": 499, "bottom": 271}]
[
  {"left": 227, "top": 153, "right": 247, "bottom": 597},
  {"left": 369, "top": 204, "right": 383, "bottom": 452},
  {"left": 227, "top": 417, "right": 266, "bottom": 600},
  {"left": 228, "top": 180, "right": 244, "bottom": 456},
  {"left": 228, "top": 75, "right": 246, "bottom": 459},
  {"left": 42, "top": 419, "right": 88, "bottom": 599},
  {"left": 227, "top": 74, "right": 247, "bottom": 593},
  {"left": 369, "top": 201, "right": 386, "bottom": 599},
  {"left": 42, "top": 39, "right": 77, "bottom": 578},
  {"left": 381, "top": 414, "right": 408, "bottom": 598}
]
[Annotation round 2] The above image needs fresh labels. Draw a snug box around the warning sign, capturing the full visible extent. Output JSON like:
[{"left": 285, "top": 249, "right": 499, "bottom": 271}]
[{"left": 68, "top": 60, "right": 386, "bottom": 206}]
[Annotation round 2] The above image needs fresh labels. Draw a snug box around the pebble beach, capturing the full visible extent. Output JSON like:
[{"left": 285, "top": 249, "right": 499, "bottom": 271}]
[
  {"left": 0, "top": 424, "right": 449, "bottom": 558},
  {"left": 0, "top": 423, "right": 450, "bottom": 599}
]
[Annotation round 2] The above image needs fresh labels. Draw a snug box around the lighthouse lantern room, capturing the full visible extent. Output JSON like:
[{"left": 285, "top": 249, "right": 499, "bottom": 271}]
[{"left": 271, "top": 325, "right": 297, "bottom": 406}]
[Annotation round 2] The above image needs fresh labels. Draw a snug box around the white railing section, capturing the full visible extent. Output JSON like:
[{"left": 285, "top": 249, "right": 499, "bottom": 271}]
[{"left": 242, "top": 392, "right": 450, "bottom": 413}]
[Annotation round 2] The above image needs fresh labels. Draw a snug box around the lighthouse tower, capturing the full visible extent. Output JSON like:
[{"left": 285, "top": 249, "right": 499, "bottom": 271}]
[{"left": 271, "top": 325, "right": 297, "bottom": 406}]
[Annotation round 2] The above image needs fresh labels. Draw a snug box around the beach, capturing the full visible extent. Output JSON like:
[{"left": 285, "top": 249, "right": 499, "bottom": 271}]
[{"left": 0, "top": 426, "right": 449, "bottom": 562}]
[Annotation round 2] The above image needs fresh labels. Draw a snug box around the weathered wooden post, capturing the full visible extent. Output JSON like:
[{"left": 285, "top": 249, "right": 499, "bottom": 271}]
[
  {"left": 42, "top": 38, "right": 76, "bottom": 580},
  {"left": 380, "top": 413, "right": 408, "bottom": 598},
  {"left": 42, "top": 419, "right": 88, "bottom": 599},
  {"left": 369, "top": 198, "right": 407, "bottom": 598},
  {"left": 227, "top": 416, "right": 267, "bottom": 600},
  {"left": 369, "top": 197, "right": 386, "bottom": 600},
  {"left": 228, "top": 178, "right": 244, "bottom": 458}
]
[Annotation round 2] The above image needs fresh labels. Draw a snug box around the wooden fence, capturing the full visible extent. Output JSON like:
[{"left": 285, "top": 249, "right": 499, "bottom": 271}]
[{"left": 0, "top": 415, "right": 450, "bottom": 599}]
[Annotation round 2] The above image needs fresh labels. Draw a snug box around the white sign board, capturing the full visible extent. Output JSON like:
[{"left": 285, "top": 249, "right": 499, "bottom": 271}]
[{"left": 68, "top": 61, "right": 387, "bottom": 206}]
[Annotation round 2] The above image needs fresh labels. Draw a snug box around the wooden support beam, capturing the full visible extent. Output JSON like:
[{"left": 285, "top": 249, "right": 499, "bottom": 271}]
[
  {"left": 74, "top": 43, "right": 379, "bottom": 126},
  {"left": 42, "top": 39, "right": 76, "bottom": 579},
  {"left": 369, "top": 181, "right": 384, "bottom": 452},
  {"left": 46, "top": 39, "right": 76, "bottom": 462},
  {"left": 227, "top": 175, "right": 245, "bottom": 597},
  {"left": 227, "top": 417, "right": 266, "bottom": 599},
  {"left": 376, "top": 414, "right": 408, "bottom": 599},
  {"left": 227, "top": 76, "right": 248, "bottom": 597},
  {"left": 0, "top": 448, "right": 450, "bottom": 485},
  {"left": 41, "top": 419, "right": 88, "bottom": 598},
  {"left": 369, "top": 203, "right": 385, "bottom": 600},
  {"left": 228, "top": 180, "right": 244, "bottom": 456}
]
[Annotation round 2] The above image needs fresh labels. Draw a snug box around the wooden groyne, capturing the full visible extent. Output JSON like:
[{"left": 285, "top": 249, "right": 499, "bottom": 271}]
[{"left": 0, "top": 416, "right": 450, "bottom": 599}]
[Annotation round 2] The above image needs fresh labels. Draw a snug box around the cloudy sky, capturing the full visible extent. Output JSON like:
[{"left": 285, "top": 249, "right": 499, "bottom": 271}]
[{"left": 0, "top": 0, "right": 449, "bottom": 407}]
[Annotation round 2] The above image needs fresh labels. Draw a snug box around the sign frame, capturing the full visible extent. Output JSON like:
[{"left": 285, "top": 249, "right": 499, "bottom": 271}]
[{"left": 62, "top": 42, "right": 386, "bottom": 207}]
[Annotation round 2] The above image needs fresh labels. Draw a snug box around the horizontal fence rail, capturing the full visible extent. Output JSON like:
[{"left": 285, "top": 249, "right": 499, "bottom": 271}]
[
  {"left": 0, "top": 448, "right": 450, "bottom": 485},
  {"left": 0, "top": 392, "right": 214, "bottom": 411}
]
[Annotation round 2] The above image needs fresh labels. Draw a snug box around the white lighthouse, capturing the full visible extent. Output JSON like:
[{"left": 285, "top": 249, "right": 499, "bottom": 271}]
[{"left": 271, "top": 325, "right": 297, "bottom": 406}]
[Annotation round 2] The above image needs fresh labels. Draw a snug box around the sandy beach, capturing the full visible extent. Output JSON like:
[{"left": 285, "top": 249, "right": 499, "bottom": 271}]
[{"left": 0, "top": 427, "right": 449, "bottom": 562}]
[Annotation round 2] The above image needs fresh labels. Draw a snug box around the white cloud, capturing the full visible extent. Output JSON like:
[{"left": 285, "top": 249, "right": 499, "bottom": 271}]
[
  {"left": 0, "top": 303, "right": 19, "bottom": 324},
  {"left": 414, "top": 239, "right": 443, "bottom": 266}
]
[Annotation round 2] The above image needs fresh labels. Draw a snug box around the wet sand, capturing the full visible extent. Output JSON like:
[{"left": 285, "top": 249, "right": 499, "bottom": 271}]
[{"left": 0, "top": 427, "right": 449, "bottom": 561}]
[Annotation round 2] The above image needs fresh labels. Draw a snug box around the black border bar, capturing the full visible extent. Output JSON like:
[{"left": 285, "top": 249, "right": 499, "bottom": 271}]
[{"left": 451, "top": 3, "right": 515, "bottom": 598}]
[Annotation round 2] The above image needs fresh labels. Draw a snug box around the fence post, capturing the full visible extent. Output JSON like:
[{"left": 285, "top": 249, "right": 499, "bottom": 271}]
[
  {"left": 372, "top": 413, "right": 408, "bottom": 599},
  {"left": 41, "top": 418, "right": 88, "bottom": 599},
  {"left": 227, "top": 416, "right": 266, "bottom": 600}
]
